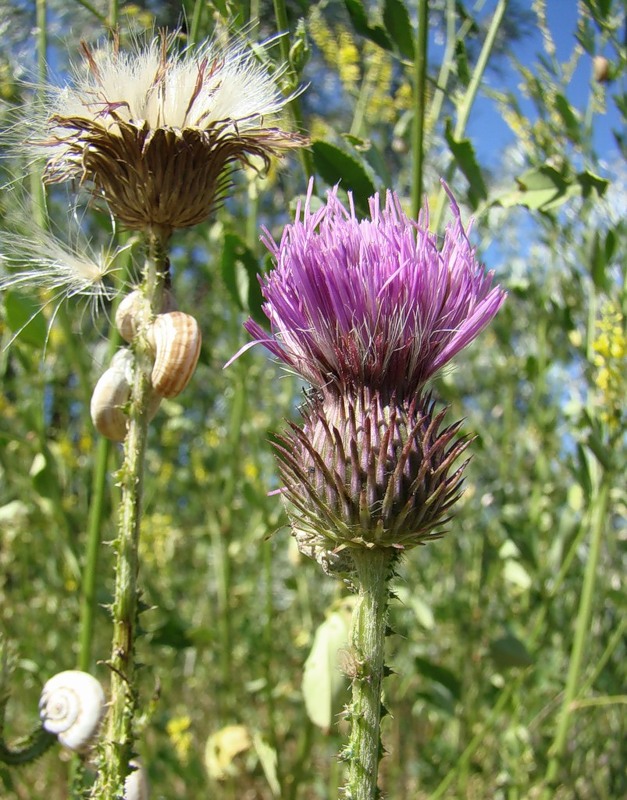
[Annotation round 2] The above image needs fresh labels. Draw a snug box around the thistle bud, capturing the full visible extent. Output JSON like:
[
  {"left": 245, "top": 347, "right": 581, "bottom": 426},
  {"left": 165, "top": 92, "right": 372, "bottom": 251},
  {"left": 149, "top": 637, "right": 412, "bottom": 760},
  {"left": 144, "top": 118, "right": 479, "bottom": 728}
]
[{"left": 275, "top": 388, "right": 471, "bottom": 572}]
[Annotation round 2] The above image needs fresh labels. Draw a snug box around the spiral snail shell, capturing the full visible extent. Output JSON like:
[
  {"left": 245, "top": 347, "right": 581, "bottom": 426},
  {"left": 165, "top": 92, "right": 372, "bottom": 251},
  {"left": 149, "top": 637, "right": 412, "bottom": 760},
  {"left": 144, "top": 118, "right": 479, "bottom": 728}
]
[
  {"left": 39, "top": 670, "right": 106, "bottom": 751},
  {"left": 148, "top": 311, "right": 202, "bottom": 398},
  {"left": 90, "top": 349, "right": 161, "bottom": 441},
  {"left": 90, "top": 348, "right": 134, "bottom": 442},
  {"left": 115, "top": 289, "right": 177, "bottom": 343}
]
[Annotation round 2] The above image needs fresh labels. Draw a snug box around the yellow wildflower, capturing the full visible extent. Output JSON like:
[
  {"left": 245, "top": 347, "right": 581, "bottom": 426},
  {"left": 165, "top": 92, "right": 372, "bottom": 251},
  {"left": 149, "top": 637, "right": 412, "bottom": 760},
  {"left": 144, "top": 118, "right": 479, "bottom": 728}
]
[
  {"left": 166, "top": 715, "right": 193, "bottom": 764},
  {"left": 591, "top": 301, "right": 626, "bottom": 430}
]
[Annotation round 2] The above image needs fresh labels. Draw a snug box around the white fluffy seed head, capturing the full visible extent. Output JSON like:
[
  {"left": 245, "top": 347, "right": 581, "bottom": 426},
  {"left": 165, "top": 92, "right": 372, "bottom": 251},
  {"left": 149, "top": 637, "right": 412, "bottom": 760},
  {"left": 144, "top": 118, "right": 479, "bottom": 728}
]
[
  {"left": 46, "top": 32, "right": 291, "bottom": 138},
  {"left": 39, "top": 670, "right": 106, "bottom": 751},
  {"left": 0, "top": 226, "right": 122, "bottom": 307}
]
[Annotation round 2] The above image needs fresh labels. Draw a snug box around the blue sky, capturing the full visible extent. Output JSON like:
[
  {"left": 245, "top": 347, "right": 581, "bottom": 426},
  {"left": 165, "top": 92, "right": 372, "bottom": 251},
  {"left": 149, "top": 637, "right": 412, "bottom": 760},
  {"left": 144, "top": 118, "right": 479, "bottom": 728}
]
[{"left": 465, "top": 2, "right": 623, "bottom": 171}]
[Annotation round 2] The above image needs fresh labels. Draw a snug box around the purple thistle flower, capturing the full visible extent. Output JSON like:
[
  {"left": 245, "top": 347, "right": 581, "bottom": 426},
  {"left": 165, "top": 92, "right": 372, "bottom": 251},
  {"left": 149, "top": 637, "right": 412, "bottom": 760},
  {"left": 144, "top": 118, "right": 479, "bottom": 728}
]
[
  {"left": 241, "top": 182, "right": 506, "bottom": 564},
  {"left": 245, "top": 183, "right": 505, "bottom": 396}
]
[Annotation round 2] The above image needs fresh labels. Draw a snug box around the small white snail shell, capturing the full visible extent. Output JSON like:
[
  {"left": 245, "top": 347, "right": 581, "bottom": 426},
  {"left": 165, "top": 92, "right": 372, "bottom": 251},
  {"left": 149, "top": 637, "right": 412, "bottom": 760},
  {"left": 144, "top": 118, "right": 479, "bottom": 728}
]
[
  {"left": 116, "top": 289, "right": 177, "bottom": 343},
  {"left": 125, "top": 758, "right": 150, "bottom": 800},
  {"left": 91, "top": 349, "right": 162, "bottom": 441},
  {"left": 39, "top": 670, "right": 106, "bottom": 751},
  {"left": 148, "top": 311, "right": 202, "bottom": 399}
]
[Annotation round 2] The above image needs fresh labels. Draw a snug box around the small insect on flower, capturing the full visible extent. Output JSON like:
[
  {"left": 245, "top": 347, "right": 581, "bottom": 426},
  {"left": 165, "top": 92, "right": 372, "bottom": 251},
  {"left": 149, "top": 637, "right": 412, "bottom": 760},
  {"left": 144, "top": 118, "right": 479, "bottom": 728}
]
[{"left": 31, "top": 31, "right": 306, "bottom": 232}]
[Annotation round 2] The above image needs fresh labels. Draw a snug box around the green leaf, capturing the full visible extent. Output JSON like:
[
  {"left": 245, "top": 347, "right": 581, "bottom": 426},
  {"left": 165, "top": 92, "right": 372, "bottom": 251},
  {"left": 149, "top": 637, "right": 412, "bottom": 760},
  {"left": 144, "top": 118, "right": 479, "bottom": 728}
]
[
  {"left": 444, "top": 120, "right": 487, "bottom": 209},
  {"left": 29, "top": 453, "right": 57, "bottom": 502},
  {"left": 604, "top": 227, "right": 617, "bottom": 264},
  {"left": 496, "top": 166, "right": 610, "bottom": 212},
  {"left": 4, "top": 291, "right": 47, "bottom": 349},
  {"left": 495, "top": 166, "right": 569, "bottom": 211},
  {"left": 576, "top": 170, "right": 609, "bottom": 199},
  {"left": 149, "top": 613, "right": 195, "bottom": 649},
  {"left": 574, "top": 443, "right": 594, "bottom": 501},
  {"left": 490, "top": 633, "right": 533, "bottom": 669},
  {"left": 575, "top": 17, "right": 595, "bottom": 54},
  {"left": 554, "top": 94, "right": 580, "bottom": 143},
  {"left": 414, "top": 656, "right": 461, "bottom": 700},
  {"left": 589, "top": 230, "right": 610, "bottom": 290},
  {"left": 302, "top": 611, "right": 349, "bottom": 730},
  {"left": 382, "top": 0, "right": 415, "bottom": 59},
  {"left": 344, "top": 0, "right": 393, "bottom": 50},
  {"left": 454, "top": 38, "right": 471, "bottom": 87},
  {"left": 221, "top": 233, "right": 265, "bottom": 323},
  {"left": 311, "top": 140, "right": 376, "bottom": 214}
]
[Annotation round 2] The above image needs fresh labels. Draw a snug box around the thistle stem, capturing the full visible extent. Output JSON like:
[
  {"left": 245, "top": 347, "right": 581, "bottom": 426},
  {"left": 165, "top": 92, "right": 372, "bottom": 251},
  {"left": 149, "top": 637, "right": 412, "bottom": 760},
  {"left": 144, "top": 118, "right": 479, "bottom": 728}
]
[
  {"left": 92, "top": 227, "right": 169, "bottom": 798},
  {"left": 345, "top": 548, "right": 394, "bottom": 800}
]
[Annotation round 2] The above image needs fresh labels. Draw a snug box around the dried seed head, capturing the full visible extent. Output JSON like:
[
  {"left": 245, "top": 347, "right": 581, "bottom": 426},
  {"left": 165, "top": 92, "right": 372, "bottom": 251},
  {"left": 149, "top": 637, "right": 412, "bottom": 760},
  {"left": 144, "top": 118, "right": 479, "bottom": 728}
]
[
  {"left": 275, "top": 388, "right": 471, "bottom": 567},
  {"left": 34, "top": 34, "right": 306, "bottom": 231}
]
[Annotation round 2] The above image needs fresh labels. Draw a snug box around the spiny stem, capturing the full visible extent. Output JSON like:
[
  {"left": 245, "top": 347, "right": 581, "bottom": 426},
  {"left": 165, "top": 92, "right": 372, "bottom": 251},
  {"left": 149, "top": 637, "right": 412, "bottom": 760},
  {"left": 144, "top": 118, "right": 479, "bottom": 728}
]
[
  {"left": 0, "top": 727, "right": 56, "bottom": 766},
  {"left": 91, "top": 227, "right": 169, "bottom": 798},
  {"left": 344, "top": 548, "right": 394, "bottom": 800}
]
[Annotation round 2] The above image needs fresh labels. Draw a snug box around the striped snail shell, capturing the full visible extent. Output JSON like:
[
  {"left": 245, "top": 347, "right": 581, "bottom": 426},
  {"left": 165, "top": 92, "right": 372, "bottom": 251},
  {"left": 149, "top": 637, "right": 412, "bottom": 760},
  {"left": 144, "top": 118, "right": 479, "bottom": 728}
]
[
  {"left": 148, "top": 311, "right": 202, "bottom": 399},
  {"left": 116, "top": 288, "right": 177, "bottom": 343},
  {"left": 39, "top": 670, "right": 106, "bottom": 751}
]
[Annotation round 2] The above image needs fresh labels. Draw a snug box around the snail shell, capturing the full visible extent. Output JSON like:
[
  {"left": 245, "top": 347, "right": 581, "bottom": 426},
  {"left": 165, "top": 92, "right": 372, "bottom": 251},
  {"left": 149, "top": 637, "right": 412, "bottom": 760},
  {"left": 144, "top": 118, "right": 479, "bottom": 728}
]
[
  {"left": 90, "top": 349, "right": 133, "bottom": 442},
  {"left": 90, "top": 349, "right": 161, "bottom": 441},
  {"left": 125, "top": 758, "right": 150, "bottom": 800},
  {"left": 116, "top": 288, "right": 177, "bottom": 343},
  {"left": 149, "top": 311, "right": 201, "bottom": 398},
  {"left": 39, "top": 670, "right": 106, "bottom": 751}
]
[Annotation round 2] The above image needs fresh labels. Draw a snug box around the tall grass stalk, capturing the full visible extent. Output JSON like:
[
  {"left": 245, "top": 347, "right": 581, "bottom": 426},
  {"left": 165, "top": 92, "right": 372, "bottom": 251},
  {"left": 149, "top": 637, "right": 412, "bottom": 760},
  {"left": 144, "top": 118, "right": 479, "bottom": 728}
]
[
  {"left": 431, "top": 0, "right": 508, "bottom": 230},
  {"left": 542, "top": 474, "right": 612, "bottom": 795},
  {"left": 411, "top": 0, "right": 428, "bottom": 218}
]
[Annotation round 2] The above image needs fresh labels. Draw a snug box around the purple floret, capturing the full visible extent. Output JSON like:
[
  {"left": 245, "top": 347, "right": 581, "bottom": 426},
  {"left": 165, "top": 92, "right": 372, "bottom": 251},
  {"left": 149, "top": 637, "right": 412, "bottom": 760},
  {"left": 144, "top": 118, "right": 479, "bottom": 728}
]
[{"left": 244, "top": 182, "right": 505, "bottom": 397}]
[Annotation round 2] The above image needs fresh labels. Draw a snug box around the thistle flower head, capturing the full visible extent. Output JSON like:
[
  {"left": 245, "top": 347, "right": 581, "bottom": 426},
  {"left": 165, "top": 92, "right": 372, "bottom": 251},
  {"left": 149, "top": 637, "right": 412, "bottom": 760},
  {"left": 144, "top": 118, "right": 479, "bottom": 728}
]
[
  {"left": 241, "top": 184, "right": 505, "bottom": 570},
  {"left": 245, "top": 183, "right": 505, "bottom": 397},
  {"left": 33, "top": 33, "right": 305, "bottom": 231}
]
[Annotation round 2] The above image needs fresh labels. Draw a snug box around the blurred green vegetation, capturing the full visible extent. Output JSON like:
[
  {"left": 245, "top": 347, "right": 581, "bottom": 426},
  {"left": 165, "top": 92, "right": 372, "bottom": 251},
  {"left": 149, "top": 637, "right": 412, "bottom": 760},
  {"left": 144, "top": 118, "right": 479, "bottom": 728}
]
[{"left": 0, "top": 0, "right": 625, "bottom": 798}]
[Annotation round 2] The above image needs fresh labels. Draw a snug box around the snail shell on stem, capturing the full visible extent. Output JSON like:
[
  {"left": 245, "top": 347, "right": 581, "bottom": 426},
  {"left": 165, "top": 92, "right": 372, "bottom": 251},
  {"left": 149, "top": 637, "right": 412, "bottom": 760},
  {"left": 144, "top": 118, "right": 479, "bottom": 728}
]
[
  {"left": 39, "top": 670, "right": 106, "bottom": 752},
  {"left": 115, "top": 288, "right": 177, "bottom": 344},
  {"left": 149, "top": 311, "right": 202, "bottom": 398},
  {"left": 90, "top": 349, "right": 161, "bottom": 442}
]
